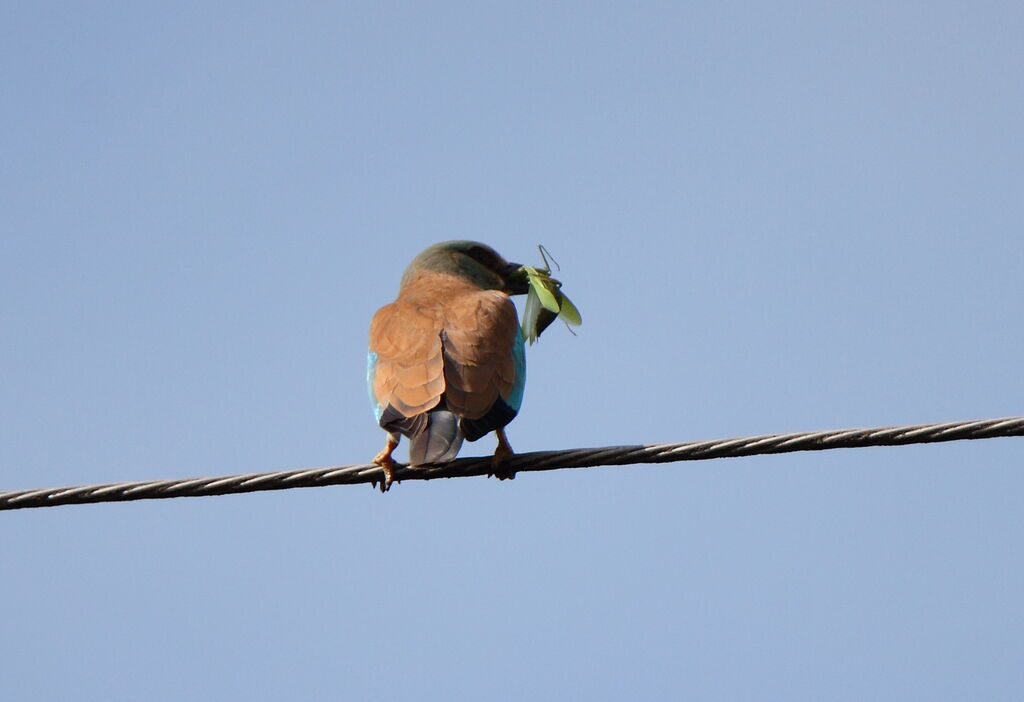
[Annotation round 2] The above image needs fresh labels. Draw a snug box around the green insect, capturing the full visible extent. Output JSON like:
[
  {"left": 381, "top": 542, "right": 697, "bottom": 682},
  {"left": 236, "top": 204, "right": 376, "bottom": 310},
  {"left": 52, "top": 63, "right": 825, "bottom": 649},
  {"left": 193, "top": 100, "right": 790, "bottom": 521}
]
[{"left": 517, "top": 245, "right": 582, "bottom": 344}]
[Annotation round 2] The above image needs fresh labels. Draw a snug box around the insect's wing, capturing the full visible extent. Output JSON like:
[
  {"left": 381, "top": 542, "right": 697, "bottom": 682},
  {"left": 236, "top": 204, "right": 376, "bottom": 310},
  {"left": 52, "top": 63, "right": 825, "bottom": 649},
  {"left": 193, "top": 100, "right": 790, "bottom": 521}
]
[
  {"left": 534, "top": 307, "right": 559, "bottom": 338},
  {"left": 557, "top": 292, "right": 582, "bottom": 326},
  {"left": 522, "top": 285, "right": 542, "bottom": 344},
  {"left": 528, "top": 272, "right": 561, "bottom": 313}
]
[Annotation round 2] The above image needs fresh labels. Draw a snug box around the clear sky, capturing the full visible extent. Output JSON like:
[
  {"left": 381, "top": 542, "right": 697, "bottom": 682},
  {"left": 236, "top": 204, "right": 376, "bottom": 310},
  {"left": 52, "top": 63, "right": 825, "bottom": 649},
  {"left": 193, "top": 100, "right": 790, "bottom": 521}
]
[{"left": 2, "top": 2, "right": 1022, "bottom": 699}]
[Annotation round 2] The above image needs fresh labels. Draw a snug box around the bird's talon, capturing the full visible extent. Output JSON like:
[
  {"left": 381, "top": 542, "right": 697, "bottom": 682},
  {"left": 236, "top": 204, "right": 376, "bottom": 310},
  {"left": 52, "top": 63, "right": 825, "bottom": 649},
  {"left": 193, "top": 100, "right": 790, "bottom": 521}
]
[
  {"left": 491, "top": 429, "right": 516, "bottom": 480},
  {"left": 381, "top": 464, "right": 394, "bottom": 492},
  {"left": 372, "top": 435, "right": 400, "bottom": 493},
  {"left": 491, "top": 454, "right": 516, "bottom": 480},
  {"left": 373, "top": 458, "right": 396, "bottom": 493}
]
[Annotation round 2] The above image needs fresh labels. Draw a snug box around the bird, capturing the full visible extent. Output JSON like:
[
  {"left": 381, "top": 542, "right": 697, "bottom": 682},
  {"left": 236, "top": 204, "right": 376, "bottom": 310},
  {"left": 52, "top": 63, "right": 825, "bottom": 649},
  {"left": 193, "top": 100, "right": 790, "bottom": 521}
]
[{"left": 367, "top": 241, "right": 530, "bottom": 491}]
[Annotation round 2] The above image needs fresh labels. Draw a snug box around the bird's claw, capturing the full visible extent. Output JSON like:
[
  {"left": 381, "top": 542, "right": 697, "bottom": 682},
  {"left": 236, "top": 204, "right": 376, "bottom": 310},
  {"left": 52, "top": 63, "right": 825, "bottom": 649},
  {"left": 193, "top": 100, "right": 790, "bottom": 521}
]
[
  {"left": 491, "top": 430, "right": 516, "bottom": 481},
  {"left": 374, "top": 457, "right": 396, "bottom": 493},
  {"left": 372, "top": 435, "right": 400, "bottom": 493}
]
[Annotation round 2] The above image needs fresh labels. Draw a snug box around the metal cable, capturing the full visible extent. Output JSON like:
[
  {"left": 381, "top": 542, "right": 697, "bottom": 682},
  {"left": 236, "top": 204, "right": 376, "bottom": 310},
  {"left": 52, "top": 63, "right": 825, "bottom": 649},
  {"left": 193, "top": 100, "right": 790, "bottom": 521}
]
[{"left": 2, "top": 415, "right": 1021, "bottom": 511}]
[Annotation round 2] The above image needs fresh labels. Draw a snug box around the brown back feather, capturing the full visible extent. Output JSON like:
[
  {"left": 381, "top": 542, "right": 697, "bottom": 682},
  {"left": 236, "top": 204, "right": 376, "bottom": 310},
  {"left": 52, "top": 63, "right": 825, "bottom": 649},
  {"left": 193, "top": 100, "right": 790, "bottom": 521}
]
[{"left": 369, "top": 272, "right": 519, "bottom": 423}]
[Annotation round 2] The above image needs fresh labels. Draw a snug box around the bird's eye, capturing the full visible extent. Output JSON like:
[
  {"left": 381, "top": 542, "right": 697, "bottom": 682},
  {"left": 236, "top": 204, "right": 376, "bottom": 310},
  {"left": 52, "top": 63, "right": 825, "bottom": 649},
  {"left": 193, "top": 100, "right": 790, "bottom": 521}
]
[{"left": 465, "top": 246, "right": 500, "bottom": 270}]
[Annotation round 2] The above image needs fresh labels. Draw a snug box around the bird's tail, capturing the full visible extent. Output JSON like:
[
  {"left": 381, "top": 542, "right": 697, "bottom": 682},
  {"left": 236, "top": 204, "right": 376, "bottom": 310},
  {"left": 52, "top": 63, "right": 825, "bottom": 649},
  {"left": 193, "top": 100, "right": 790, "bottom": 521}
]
[{"left": 408, "top": 410, "right": 464, "bottom": 466}]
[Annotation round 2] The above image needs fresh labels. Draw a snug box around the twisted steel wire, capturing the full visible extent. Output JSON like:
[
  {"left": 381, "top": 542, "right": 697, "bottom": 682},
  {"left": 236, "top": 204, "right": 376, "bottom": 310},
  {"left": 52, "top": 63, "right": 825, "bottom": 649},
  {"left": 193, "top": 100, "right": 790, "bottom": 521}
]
[{"left": 2, "top": 415, "right": 1021, "bottom": 511}]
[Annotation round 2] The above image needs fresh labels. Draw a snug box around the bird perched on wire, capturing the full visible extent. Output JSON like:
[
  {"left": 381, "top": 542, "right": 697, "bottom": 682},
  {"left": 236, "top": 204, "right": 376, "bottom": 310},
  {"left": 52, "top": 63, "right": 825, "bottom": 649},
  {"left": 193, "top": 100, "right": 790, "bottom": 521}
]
[{"left": 367, "top": 241, "right": 530, "bottom": 491}]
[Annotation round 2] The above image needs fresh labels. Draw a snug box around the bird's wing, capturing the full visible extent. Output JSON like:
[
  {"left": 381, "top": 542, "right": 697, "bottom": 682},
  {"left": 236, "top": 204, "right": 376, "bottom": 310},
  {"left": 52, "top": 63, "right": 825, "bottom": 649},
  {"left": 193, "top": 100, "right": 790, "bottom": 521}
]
[
  {"left": 368, "top": 299, "right": 446, "bottom": 421},
  {"left": 440, "top": 290, "right": 521, "bottom": 420}
]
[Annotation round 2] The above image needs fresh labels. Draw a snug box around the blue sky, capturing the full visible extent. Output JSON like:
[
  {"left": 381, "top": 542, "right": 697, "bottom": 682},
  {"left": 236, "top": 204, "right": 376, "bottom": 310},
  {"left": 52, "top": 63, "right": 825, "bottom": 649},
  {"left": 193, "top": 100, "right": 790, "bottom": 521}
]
[{"left": 2, "top": 2, "right": 1022, "bottom": 699}]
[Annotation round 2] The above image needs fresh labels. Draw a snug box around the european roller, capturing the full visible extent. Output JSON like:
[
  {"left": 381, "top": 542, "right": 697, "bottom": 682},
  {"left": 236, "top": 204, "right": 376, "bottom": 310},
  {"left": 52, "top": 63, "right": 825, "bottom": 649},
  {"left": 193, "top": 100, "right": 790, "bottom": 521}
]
[{"left": 367, "top": 241, "right": 529, "bottom": 491}]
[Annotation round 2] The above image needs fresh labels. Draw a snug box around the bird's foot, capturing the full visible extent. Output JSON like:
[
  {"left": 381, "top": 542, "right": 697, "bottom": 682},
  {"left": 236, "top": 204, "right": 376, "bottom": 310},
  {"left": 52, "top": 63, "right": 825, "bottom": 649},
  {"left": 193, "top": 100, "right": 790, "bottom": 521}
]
[
  {"left": 372, "top": 435, "right": 400, "bottom": 493},
  {"left": 491, "top": 429, "right": 516, "bottom": 481},
  {"left": 374, "top": 455, "right": 397, "bottom": 493}
]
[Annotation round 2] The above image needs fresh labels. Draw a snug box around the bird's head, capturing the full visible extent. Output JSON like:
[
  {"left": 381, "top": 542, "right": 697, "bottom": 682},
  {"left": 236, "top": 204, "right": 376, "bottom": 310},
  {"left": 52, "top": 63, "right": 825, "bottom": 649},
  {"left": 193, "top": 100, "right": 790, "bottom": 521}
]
[{"left": 401, "top": 240, "right": 530, "bottom": 295}]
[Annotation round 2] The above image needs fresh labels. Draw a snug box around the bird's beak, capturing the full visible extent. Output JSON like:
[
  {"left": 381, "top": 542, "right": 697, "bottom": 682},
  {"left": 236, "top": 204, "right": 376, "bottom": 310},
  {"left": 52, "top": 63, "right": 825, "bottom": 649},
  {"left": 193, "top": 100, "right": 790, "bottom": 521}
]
[{"left": 501, "top": 262, "right": 531, "bottom": 295}]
